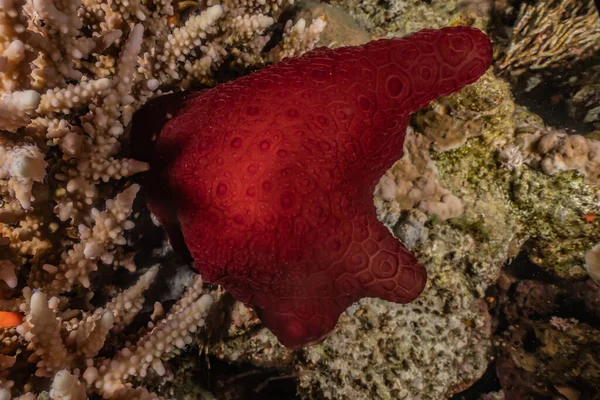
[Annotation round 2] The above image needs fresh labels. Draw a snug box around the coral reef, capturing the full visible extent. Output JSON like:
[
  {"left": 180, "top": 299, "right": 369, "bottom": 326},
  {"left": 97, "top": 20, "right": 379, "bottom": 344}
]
[
  {"left": 0, "top": 0, "right": 331, "bottom": 397},
  {"left": 211, "top": 7, "right": 600, "bottom": 396},
  {"left": 494, "top": 0, "right": 600, "bottom": 131},
  {"left": 328, "top": 0, "right": 481, "bottom": 37},
  {"left": 1, "top": 0, "right": 600, "bottom": 399}
]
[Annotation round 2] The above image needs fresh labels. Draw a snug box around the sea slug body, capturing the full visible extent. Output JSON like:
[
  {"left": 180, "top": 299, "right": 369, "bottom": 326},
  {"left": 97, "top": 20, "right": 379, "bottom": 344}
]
[{"left": 132, "top": 26, "right": 493, "bottom": 348}]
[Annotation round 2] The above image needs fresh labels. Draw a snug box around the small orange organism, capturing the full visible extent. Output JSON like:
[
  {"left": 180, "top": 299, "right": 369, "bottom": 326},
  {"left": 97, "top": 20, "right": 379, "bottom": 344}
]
[
  {"left": 0, "top": 311, "right": 23, "bottom": 328},
  {"left": 584, "top": 213, "right": 596, "bottom": 223}
]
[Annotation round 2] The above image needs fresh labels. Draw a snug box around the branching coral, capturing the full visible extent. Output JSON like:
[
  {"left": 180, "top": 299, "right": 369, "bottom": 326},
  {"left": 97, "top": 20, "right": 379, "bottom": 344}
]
[
  {"left": 8, "top": 184, "right": 141, "bottom": 296},
  {"left": 0, "top": 0, "right": 329, "bottom": 396},
  {"left": 13, "top": 269, "right": 215, "bottom": 398},
  {"left": 498, "top": 0, "right": 600, "bottom": 75},
  {"left": 493, "top": 0, "right": 600, "bottom": 133},
  {"left": 267, "top": 16, "right": 326, "bottom": 62},
  {"left": 85, "top": 276, "right": 215, "bottom": 398},
  {"left": 0, "top": 0, "right": 35, "bottom": 92}
]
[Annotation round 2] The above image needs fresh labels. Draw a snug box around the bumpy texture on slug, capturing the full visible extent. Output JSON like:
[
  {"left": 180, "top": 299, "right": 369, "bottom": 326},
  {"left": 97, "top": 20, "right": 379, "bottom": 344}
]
[{"left": 134, "top": 26, "right": 492, "bottom": 348}]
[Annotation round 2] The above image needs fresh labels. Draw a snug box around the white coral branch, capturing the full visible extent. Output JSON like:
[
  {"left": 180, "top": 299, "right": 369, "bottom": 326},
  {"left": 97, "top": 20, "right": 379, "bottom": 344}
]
[
  {"left": 85, "top": 275, "right": 214, "bottom": 397},
  {"left": 268, "top": 16, "right": 326, "bottom": 62},
  {"left": 0, "top": 260, "right": 17, "bottom": 289},
  {"left": 17, "top": 291, "right": 71, "bottom": 376},
  {"left": 50, "top": 184, "right": 140, "bottom": 291},
  {"left": 37, "top": 78, "right": 111, "bottom": 115},
  {"left": 49, "top": 370, "right": 87, "bottom": 400},
  {"left": 105, "top": 265, "right": 159, "bottom": 332},
  {"left": 77, "top": 311, "right": 114, "bottom": 359}
]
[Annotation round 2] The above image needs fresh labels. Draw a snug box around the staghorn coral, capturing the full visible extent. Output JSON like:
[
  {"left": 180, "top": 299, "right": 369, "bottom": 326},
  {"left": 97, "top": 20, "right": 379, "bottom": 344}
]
[
  {"left": 83, "top": 276, "right": 215, "bottom": 398},
  {"left": 12, "top": 268, "right": 215, "bottom": 398},
  {"left": 46, "top": 184, "right": 140, "bottom": 292},
  {"left": 0, "top": 0, "right": 331, "bottom": 397},
  {"left": 498, "top": 0, "right": 600, "bottom": 77}
]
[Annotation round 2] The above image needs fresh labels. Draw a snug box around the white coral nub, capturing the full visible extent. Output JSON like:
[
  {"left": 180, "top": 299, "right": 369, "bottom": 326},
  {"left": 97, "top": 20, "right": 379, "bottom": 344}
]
[
  {"left": 0, "top": 90, "right": 40, "bottom": 132},
  {"left": 0, "top": 143, "right": 47, "bottom": 209}
]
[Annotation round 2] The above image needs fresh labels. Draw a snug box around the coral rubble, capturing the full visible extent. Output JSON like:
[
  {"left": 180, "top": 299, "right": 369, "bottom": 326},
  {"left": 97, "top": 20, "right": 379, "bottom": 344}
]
[{"left": 493, "top": 271, "right": 600, "bottom": 399}]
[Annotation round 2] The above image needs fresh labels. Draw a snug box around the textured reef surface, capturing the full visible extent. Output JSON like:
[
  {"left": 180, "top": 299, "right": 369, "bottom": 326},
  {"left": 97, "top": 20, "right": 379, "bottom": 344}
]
[{"left": 1, "top": 0, "right": 600, "bottom": 399}]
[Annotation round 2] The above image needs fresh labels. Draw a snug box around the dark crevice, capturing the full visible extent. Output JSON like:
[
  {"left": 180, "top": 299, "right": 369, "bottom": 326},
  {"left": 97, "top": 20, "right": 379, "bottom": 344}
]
[{"left": 450, "top": 361, "right": 501, "bottom": 400}]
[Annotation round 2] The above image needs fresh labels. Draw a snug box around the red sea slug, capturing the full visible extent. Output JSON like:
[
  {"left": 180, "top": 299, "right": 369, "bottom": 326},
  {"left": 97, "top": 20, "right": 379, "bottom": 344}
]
[{"left": 132, "top": 26, "right": 493, "bottom": 348}]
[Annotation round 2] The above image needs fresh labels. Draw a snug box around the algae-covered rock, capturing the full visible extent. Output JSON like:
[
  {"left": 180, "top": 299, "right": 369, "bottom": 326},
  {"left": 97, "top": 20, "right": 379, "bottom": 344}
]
[
  {"left": 298, "top": 292, "right": 491, "bottom": 399},
  {"left": 328, "top": 0, "right": 486, "bottom": 37}
]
